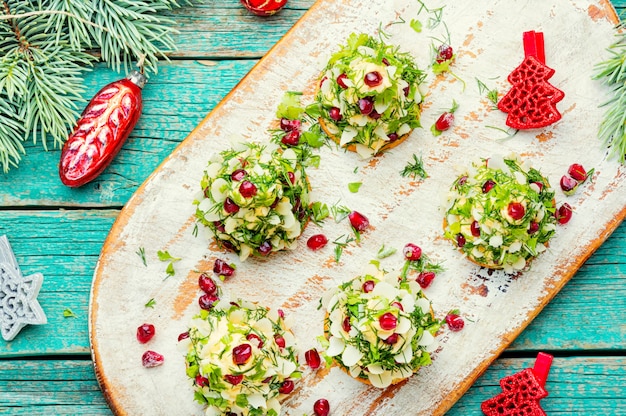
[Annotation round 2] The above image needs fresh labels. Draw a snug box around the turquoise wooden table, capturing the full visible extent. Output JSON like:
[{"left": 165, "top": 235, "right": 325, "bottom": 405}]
[{"left": 1, "top": 0, "right": 625, "bottom": 414}]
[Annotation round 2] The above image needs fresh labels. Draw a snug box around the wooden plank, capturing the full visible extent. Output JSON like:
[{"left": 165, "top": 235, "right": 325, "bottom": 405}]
[{"left": 1, "top": 356, "right": 624, "bottom": 415}]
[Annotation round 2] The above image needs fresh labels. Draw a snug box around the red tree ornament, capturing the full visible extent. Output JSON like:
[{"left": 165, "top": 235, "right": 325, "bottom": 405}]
[
  {"left": 481, "top": 352, "right": 553, "bottom": 416},
  {"left": 498, "top": 31, "right": 564, "bottom": 129}
]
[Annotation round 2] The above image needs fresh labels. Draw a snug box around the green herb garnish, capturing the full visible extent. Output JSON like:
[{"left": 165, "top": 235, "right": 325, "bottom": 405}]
[
  {"left": 158, "top": 250, "right": 181, "bottom": 278},
  {"left": 136, "top": 247, "right": 147, "bottom": 266},
  {"left": 401, "top": 154, "right": 428, "bottom": 179}
]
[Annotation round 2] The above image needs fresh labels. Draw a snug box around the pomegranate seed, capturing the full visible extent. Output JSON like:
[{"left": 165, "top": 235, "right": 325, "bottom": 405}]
[
  {"left": 531, "top": 181, "right": 544, "bottom": 193},
  {"left": 279, "top": 379, "right": 294, "bottom": 394},
  {"left": 482, "top": 179, "right": 496, "bottom": 193},
  {"left": 239, "top": 180, "right": 257, "bottom": 198},
  {"left": 313, "top": 398, "right": 331, "bottom": 416},
  {"left": 342, "top": 316, "right": 351, "bottom": 333},
  {"left": 379, "top": 312, "right": 397, "bottom": 330},
  {"left": 383, "top": 333, "right": 399, "bottom": 344},
  {"left": 470, "top": 220, "right": 481, "bottom": 237},
  {"left": 387, "top": 132, "right": 399, "bottom": 142},
  {"left": 198, "top": 273, "right": 217, "bottom": 295},
  {"left": 556, "top": 203, "right": 573, "bottom": 224},
  {"left": 403, "top": 243, "right": 422, "bottom": 261},
  {"left": 178, "top": 331, "right": 190, "bottom": 342},
  {"left": 231, "top": 168, "right": 247, "bottom": 181},
  {"left": 434, "top": 112, "right": 455, "bottom": 131},
  {"left": 307, "top": 234, "right": 328, "bottom": 250},
  {"left": 456, "top": 175, "right": 468, "bottom": 188},
  {"left": 329, "top": 107, "right": 342, "bottom": 121},
  {"left": 337, "top": 73, "right": 349, "bottom": 89},
  {"left": 403, "top": 85, "right": 410, "bottom": 97},
  {"left": 246, "top": 333, "right": 264, "bottom": 348},
  {"left": 281, "top": 130, "right": 301, "bottom": 146},
  {"left": 258, "top": 241, "right": 272, "bottom": 256},
  {"left": 223, "top": 197, "right": 239, "bottom": 214},
  {"left": 445, "top": 313, "right": 465, "bottom": 331},
  {"left": 280, "top": 118, "right": 301, "bottom": 132},
  {"left": 136, "top": 323, "right": 155, "bottom": 344},
  {"left": 274, "top": 334, "right": 286, "bottom": 348},
  {"left": 195, "top": 374, "right": 209, "bottom": 387},
  {"left": 362, "top": 280, "right": 375, "bottom": 293},
  {"left": 391, "top": 301, "right": 404, "bottom": 311},
  {"left": 305, "top": 348, "right": 322, "bottom": 369},
  {"left": 232, "top": 343, "right": 253, "bottom": 365},
  {"left": 568, "top": 163, "right": 588, "bottom": 182},
  {"left": 358, "top": 97, "right": 374, "bottom": 115},
  {"left": 199, "top": 294, "right": 219, "bottom": 310},
  {"left": 507, "top": 202, "right": 525, "bottom": 220},
  {"left": 224, "top": 374, "right": 243, "bottom": 385},
  {"left": 348, "top": 211, "right": 369, "bottom": 231},
  {"left": 436, "top": 44, "right": 454, "bottom": 63},
  {"left": 277, "top": 309, "right": 285, "bottom": 319},
  {"left": 560, "top": 175, "right": 578, "bottom": 194},
  {"left": 213, "top": 220, "right": 226, "bottom": 232},
  {"left": 141, "top": 350, "right": 164, "bottom": 368},
  {"left": 416, "top": 271, "right": 436, "bottom": 289},
  {"left": 286, "top": 171, "right": 296, "bottom": 184},
  {"left": 369, "top": 110, "right": 381, "bottom": 120},
  {"left": 528, "top": 221, "right": 540, "bottom": 234},
  {"left": 364, "top": 71, "right": 383, "bottom": 87},
  {"left": 456, "top": 233, "right": 466, "bottom": 248},
  {"left": 382, "top": 58, "right": 390, "bottom": 66},
  {"left": 213, "top": 259, "right": 235, "bottom": 277}
]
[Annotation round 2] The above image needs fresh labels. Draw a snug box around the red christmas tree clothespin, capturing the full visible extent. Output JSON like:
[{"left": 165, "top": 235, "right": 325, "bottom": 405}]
[
  {"left": 497, "top": 31, "right": 564, "bottom": 129},
  {"left": 481, "top": 352, "right": 553, "bottom": 416}
]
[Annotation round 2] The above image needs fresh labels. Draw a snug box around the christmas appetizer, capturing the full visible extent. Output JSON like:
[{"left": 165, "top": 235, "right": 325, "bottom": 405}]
[
  {"left": 194, "top": 142, "right": 310, "bottom": 261},
  {"left": 321, "top": 260, "right": 440, "bottom": 388},
  {"left": 179, "top": 300, "right": 300, "bottom": 416},
  {"left": 443, "top": 154, "right": 557, "bottom": 272},
  {"left": 315, "top": 33, "right": 426, "bottom": 158}
]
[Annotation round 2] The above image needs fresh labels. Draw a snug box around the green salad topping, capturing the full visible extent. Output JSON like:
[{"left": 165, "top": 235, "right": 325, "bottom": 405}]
[
  {"left": 443, "top": 154, "right": 557, "bottom": 272},
  {"left": 315, "top": 32, "right": 426, "bottom": 158}
]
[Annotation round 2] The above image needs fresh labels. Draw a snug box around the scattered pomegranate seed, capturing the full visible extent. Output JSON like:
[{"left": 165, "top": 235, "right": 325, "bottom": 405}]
[
  {"left": 470, "top": 220, "right": 481, "bottom": 237},
  {"left": 231, "top": 168, "right": 247, "bottom": 181},
  {"left": 387, "top": 132, "right": 399, "bottom": 141},
  {"left": 358, "top": 97, "right": 374, "bottom": 115},
  {"left": 274, "top": 334, "right": 286, "bottom": 349},
  {"left": 383, "top": 333, "right": 399, "bottom": 344},
  {"left": 136, "top": 323, "right": 155, "bottom": 344},
  {"left": 329, "top": 107, "right": 342, "bottom": 121},
  {"left": 556, "top": 203, "right": 573, "bottom": 224},
  {"left": 286, "top": 171, "right": 296, "bottom": 184},
  {"left": 277, "top": 309, "right": 285, "bottom": 319},
  {"left": 403, "top": 243, "right": 422, "bottom": 261},
  {"left": 313, "top": 398, "right": 331, "bottom": 416},
  {"left": 305, "top": 349, "right": 322, "bottom": 369},
  {"left": 246, "top": 333, "right": 264, "bottom": 349},
  {"left": 348, "top": 211, "right": 369, "bottom": 231},
  {"left": 445, "top": 313, "right": 465, "bottom": 331},
  {"left": 141, "top": 350, "right": 164, "bottom": 368},
  {"left": 434, "top": 111, "right": 455, "bottom": 132},
  {"left": 239, "top": 180, "right": 257, "bottom": 198},
  {"left": 224, "top": 374, "right": 243, "bottom": 385},
  {"left": 436, "top": 44, "right": 454, "bottom": 63},
  {"left": 379, "top": 312, "right": 397, "bottom": 330},
  {"left": 280, "top": 118, "right": 301, "bottom": 132},
  {"left": 528, "top": 221, "right": 540, "bottom": 234},
  {"left": 281, "top": 130, "right": 301, "bottom": 146},
  {"left": 232, "top": 343, "right": 253, "bottom": 365},
  {"left": 568, "top": 163, "right": 588, "bottom": 182},
  {"left": 391, "top": 301, "right": 404, "bottom": 311},
  {"left": 198, "top": 273, "right": 217, "bottom": 295},
  {"left": 178, "top": 331, "right": 190, "bottom": 342},
  {"left": 279, "top": 379, "right": 295, "bottom": 394},
  {"left": 362, "top": 280, "right": 375, "bottom": 293},
  {"left": 416, "top": 271, "right": 436, "bottom": 289},
  {"left": 195, "top": 374, "right": 209, "bottom": 387},
  {"left": 369, "top": 110, "right": 381, "bottom": 120},
  {"left": 213, "top": 259, "right": 235, "bottom": 277},
  {"left": 307, "top": 234, "right": 329, "bottom": 250},
  {"left": 507, "top": 202, "right": 526, "bottom": 220},
  {"left": 342, "top": 316, "right": 351, "bottom": 333},
  {"left": 560, "top": 175, "right": 578, "bottom": 194},
  {"left": 337, "top": 73, "right": 349, "bottom": 89},
  {"left": 258, "top": 241, "right": 272, "bottom": 256},
  {"left": 223, "top": 197, "right": 240, "bottom": 214},
  {"left": 482, "top": 179, "right": 496, "bottom": 193},
  {"left": 199, "top": 293, "right": 219, "bottom": 310},
  {"left": 456, "top": 233, "right": 466, "bottom": 248},
  {"left": 364, "top": 71, "right": 383, "bottom": 87},
  {"left": 213, "top": 220, "right": 226, "bottom": 232}
]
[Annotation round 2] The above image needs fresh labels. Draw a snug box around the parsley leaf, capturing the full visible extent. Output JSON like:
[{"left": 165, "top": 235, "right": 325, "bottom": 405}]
[
  {"left": 348, "top": 182, "right": 362, "bottom": 193},
  {"left": 63, "top": 308, "right": 77, "bottom": 318}
]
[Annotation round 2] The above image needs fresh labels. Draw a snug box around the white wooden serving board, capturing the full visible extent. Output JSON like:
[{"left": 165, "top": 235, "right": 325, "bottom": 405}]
[{"left": 89, "top": 0, "right": 625, "bottom": 414}]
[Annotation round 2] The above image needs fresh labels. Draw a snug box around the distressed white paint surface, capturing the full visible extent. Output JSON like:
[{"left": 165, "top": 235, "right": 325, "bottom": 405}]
[{"left": 89, "top": 0, "right": 625, "bottom": 415}]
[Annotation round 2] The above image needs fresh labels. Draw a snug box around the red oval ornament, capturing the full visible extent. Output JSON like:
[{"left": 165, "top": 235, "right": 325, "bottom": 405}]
[{"left": 240, "top": 0, "right": 287, "bottom": 16}]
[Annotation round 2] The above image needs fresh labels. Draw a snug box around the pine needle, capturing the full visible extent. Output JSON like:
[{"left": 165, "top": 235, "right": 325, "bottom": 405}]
[{"left": 593, "top": 25, "right": 626, "bottom": 164}]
